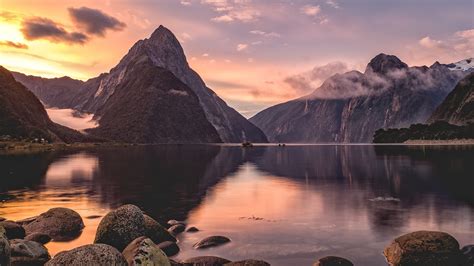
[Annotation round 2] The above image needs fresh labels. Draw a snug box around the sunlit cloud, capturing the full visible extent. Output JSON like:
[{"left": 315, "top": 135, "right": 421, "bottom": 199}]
[
  {"left": 301, "top": 5, "right": 321, "bottom": 16},
  {"left": 0, "top": 40, "right": 28, "bottom": 49},
  {"left": 237, "top": 43, "right": 248, "bottom": 51},
  {"left": 21, "top": 17, "right": 88, "bottom": 44}
]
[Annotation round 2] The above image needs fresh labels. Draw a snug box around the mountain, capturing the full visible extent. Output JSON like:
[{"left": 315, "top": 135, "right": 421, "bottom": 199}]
[
  {"left": 11, "top": 72, "right": 87, "bottom": 109},
  {"left": 85, "top": 56, "right": 221, "bottom": 143},
  {"left": 14, "top": 26, "right": 267, "bottom": 143},
  {"left": 250, "top": 54, "right": 468, "bottom": 143},
  {"left": 428, "top": 72, "right": 474, "bottom": 125},
  {"left": 445, "top": 58, "right": 474, "bottom": 71},
  {"left": 0, "top": 66, "right": 91, "bottom": 143}
]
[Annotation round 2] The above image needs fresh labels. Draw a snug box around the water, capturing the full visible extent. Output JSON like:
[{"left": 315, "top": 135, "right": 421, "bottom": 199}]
[{"left": 0, "top": 145, "right": 473, "bottom": 265}]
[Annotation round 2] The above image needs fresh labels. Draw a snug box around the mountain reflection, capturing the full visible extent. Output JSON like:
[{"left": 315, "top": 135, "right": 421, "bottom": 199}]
[{"left": 0, "top": 145, "right": 472, "bottom": 264}]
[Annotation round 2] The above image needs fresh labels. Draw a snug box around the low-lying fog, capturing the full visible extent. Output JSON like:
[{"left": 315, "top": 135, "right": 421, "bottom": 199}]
[{"left": 46, "top": 108, "right": 97, "bottom": 132}]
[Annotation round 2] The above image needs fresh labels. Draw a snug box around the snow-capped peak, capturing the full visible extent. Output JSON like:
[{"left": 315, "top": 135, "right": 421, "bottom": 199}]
[{"left": 446, "top": 58, "right": 474, "bottom": 71}]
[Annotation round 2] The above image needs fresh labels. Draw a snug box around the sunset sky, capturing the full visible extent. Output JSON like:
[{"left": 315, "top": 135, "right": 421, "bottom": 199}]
[{"left": 1, "top": 0, "right": 473, "bottom": 116}]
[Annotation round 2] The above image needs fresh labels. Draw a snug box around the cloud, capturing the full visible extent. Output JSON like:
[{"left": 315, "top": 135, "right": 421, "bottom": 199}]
[
  {"left": 284, "top": 62, "right": 350, "bottom": 94},
  {"left": 202, "top": 53, "right": 209, "bottom": 57},
  {"left": 419, "top": 36, "right": 446, "bottom": 49},
  {"left": 21, "top": 17, "right": 88, "bottom": 44},
  {"left": 301, "top": 5, "right": 321, "bottom": 16},
  {"left": 237, "top": 43, "right": 248, "bottom": 51},
  {"left": 0, "top": 41, "right": 28, "bottom": 49},
  {"left": 203, "top": 0, "right": 260, "bottom": 23},
  {"left": 68, "top": 7, "right": 126, "bottom": 37},
  {"left": 180, "top": 0, "right": 192, "bottom": 6},
  {"left": 250, "top": 30, "right": 281, "bottom": 38},
  {"left": 326, "top": 0, "right": 340, "bottom": 9},
  {"left": 0, "top": 11, "right": 18, "bottom": 22},
  {"left": 180, "top": 32, "right": 193, "bottom": 43},
  {"left": 212, "top": 15, "right": 234, "bottom": 22}
]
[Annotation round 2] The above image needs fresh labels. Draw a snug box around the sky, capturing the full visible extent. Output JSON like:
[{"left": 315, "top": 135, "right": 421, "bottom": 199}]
[{"left": 0, "top": 0, "right": 473, "bottom": 117}]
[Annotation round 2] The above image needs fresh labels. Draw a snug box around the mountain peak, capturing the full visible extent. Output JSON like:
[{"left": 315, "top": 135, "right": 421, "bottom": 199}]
[{"left": 365, "top": 53, "right": 408, "bottom": 74}]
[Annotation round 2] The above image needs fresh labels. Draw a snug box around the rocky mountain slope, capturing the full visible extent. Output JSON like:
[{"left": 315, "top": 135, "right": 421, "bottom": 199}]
[
  {"left": 428, "top": 72, "right": 474, "bottom": 125},
  {"left": 0, "top": 66, "right": 91, "bottom": 143},
  {"left": 86, "top": 55, "right": 221, "bottom": 143},
  {"left": 250, "top": 54, "right": 468, "bottom": 143},
  {"left": 14, "top": 26, "right": 267, "bottom": 143}
]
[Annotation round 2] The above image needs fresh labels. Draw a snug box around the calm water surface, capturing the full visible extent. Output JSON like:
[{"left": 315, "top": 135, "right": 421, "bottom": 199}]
[{"left": 0, "top": 145, "right": 473, "bottom": 265}]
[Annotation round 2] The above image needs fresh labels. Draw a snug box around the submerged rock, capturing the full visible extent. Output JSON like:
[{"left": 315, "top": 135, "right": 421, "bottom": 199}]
[
  {"left": 46, "top": 244, "right": 127, "bottom": 265},
  {"left": 168, "top": 224, "right": 186, "bottom": 235},
  {"left": 158, "top": 241, "right": 180, "bottom": 257},
  {"left": 94, "top": 205, "right": 146, "bottom": 251},
  {"left": 144, "top": 214, "right": 176, "bottom": 244},
  {"left": 122, "top": 237, "right": 171, "bottom": 266},
  {"left": 0, "top": 227, "right": 11, "bottom": 266},
  {"left": 23, "top": 208, "right": 84, "bottom": 241},
  {"left": 25, "top": 233, "right": 51, "bottom": 244},
  {"left": 10, "top": 239, "right": 50, "bottom": 265},
  {"left": 183, "top": 256, "right": 231, "bottom": 266},
  {"left": 461, "top": 245, "right": 474, "bottom": 264},
  {"left": 186, "top": 226, "right": 199, "bottom": 233},
  {"left": 313, "top": 256, "right": 353, "bottom": 266},
  {"left": 193, "top": 236, "right": 231, "bottom": 249},
  {"left": 225, "top": 259, "right": 270, "bottom": 266},
  {"left": 0, "top": 221, "right": 26, "bottom": 239},
  {"left": 383, "top": 231, "right": 463, "bottom": 266}
]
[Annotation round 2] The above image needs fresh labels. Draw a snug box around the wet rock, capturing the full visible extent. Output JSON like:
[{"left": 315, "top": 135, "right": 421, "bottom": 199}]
[
  {"left": 313, "top": 256, "right": 353, "bottom": 266},
  {"left": 15, "top": 217, "right": 38, "bottom": 226},
  {"left": 183, "top": 256, "right": 231, "bottom": 266},
  {"left": 46, "top": 244, "right": 127, "bottom": 265},
  {"left": 193, "top": 236, "right": 231, "bottom": 249},
  {"left": 158, "top": 241, "right": 180, "bottom": 257},
  {"left": 94, "top": 204, "right": 146, "bottom": 251},
  {"left": 0, "top": 217, "right": 5, "bottom": 222},
  {"left": 122, "top": 236, "right": 171, "bottom": 266},
  {"left": 144, "top": 215, "right": 176, "bottom": 244},
  {"left": 85, "top": 215, "right": 102, "bottom": 219},
  {"left": 461, "top": 245, "right": 474, "bottom": 264},
  {"left": 25, "top": 233, "right": 51, "bottom": 244},
  {"left": 168, "top": 224, "right": 186, "bottom": 235},
  {"left": 0, "top": 227, "right": 11, "bottom": 266},
  {"left": 170, "top": 259, "right": 183, "bottom": 266},
  {"left": 10, "top": 239, "right": 50, "bottom": 265},
  {"left": 224, "top": 259, "right": 270, "bottom": 266},
  {"left": 186, "top": 226, "right": 199, "bottom": 233},
  {"left": 0, "top": 221, "right": 26, "bottom": 239},
  {"left": 383, "top": 231, "right": 463, "bottom": 266},
  {"left": 167, "top": 220, "right": 186, "bottom": 226},
  {"left": 23, "top": 208, "right": 84, "bottom": 241}
]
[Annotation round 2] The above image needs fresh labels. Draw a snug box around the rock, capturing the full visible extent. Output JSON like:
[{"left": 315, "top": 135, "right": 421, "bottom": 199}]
[
  {"left": 186, "top": 226, "right": 199, "bottom": 233},
  {"left": 461, "top": 245, "right": 474, "bottom": 264},
  {"left": 25, "top": 233, "right": 51, "bottom": 244},
  {"left": 94, "top": 205, "right": 146, "bottom": 252},
  {"left": 15, "top": 216, "right": 38, "bottom": 226},
  {"left": 23, "top": 208, "right": 84, "bottom": 241},
  {"left": 168, "top": 224, "right": 186, "bottom": 235},
  {"left": 144, "top": 215, "right": 176, "bottom": 243},
  {"left": 224, "top": 259, "right": 270, "bottom": 266},
  {"left": 46, "top": 244, "right": 127, "bottom": 265},
  {"left": 167, "top": 220, "right": 186, "bottom": 226},
  {"left": 0, "top": 217, "right": 5, "bottom": 222},
  {"left": 170, "top": 259, "right": 183, "bottom": 266},
  {"left": 182, "top": 256, "right": 231, "bottom": 266},
  {"left": 85, "top": 215, "right": 102, "bottom": 219},
  {"left": 313, "top": 256, "right": 353, "bottom": 266},
  {"left": 383, "top": 231, "right": 463, "bottom": 266},
  {"left": 0, "top": 221, "right": 26, "bottom": 239},
  {"left": 122, "top": 237, "right": 171, "bottom": 266},
  {"left": 10, "top": 239, "right": 50, "bottom": 265},
  {"left": 158, "top": 241, "right": 180, "bottom": 256},
  {"left": 193, "top": 236, "right": 231, "bottom": 249},
  {"left": 0, "top": 226, "right": 11, "bottom": 266}
]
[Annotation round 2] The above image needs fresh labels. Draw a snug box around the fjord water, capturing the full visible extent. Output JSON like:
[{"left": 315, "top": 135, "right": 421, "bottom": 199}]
[{"left": 0, "top": 145, "right": 473, "bottom": 265}]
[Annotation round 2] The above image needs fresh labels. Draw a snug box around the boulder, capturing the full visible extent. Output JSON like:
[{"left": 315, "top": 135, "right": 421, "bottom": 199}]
[
  {"left": 193, "top": 236, "right": 231, "bottom": 249},
  {"left": 46, "top": 244, "right": 127, "bottom": 265},
  {"left": 0, "top": 227, "right": 11, "bottom": 266},
  {"left": 25, "top": 233, "right": 51, "bottom": 244},
  {"left": 94, "top": 205, "right": 146, "bottom": 251},
  {"left": 167, "top": 220, "right": 186, "bottom": 226},
  {"left": 144, "top": 214, "right": 176, "bottom": 243},
  {"left": 0, "top": 221, "right": 26, "bottom": 239},
  {"left": 15, "top": 217, "right": 38, "bottom": 226},
  {"left": 313, "top": 256, "right": 353, "bottom": 266},
  {"left": 158, "top": 241, "right": 180, "bottom": 256},
  {"left": 0, "top": 217, "right": 5, "bottom": 222},
  {"left": 10, "top": 239, "right": 50, "bottom": 265},
  {"left": 461, "top": 245, "right": 474, "bottom": 264},
  {"left": 186, "top": 226, "right": 199, "bottom": 233},
  {"left": 182, "top": 256, "right": 231, "bottom": 266},
  {"left": 23, "top": 208, "right": 84, "bottom": 241},
  {"left": 168, "top": 224, "right": 186, "bottom": 235},
  {"left": 122, "top": 237, "right": 171, "bottom": 266},
  {"left": 224, "top": 259, "right": 270, "bottom": 266},
  {"left": 383, "top": 231, "right": 463, "bottom": 266}
]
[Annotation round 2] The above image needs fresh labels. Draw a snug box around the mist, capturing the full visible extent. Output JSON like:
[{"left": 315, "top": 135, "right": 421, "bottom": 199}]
[{"left": 46, "top": 108, "right": 97, "bottom": 131}]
